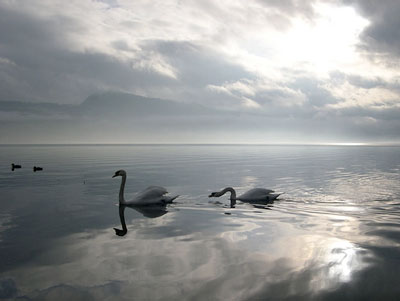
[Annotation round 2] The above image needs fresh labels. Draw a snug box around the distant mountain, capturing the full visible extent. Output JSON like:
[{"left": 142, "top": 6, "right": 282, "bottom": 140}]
[
  {"left": 0, "top": 91, "right": 256, "bottom": 144},
  {"left": 0, "top": 100, "right": 76, "bottom": 116},
  {"left": 0, "top": 92, "right": 216, "bottom": 119},
  {"left": 79, "top": 92, "right": 215, "bottom": 117}
]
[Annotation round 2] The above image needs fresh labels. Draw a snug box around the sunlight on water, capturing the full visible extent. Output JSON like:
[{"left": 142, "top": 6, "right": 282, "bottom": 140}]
[
  {"left": 0, "top": 145, "right": 399, "bottom": 300},
  {"left": 321, "top": 143, "right": 367, "bottom": 146},
  {"left": 326, "top": 240, "right": 359, "bottom": 282}
]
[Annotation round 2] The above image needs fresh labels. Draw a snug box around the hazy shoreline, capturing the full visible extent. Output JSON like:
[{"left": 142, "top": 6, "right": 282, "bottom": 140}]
[{"left": 1, "top": 143, "right": 400, "bottom": 147}]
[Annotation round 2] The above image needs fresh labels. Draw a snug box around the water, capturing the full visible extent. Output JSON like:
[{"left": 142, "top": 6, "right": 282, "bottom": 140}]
[{"left": 0, "top": 145, "right": 400, "bottom": 300}]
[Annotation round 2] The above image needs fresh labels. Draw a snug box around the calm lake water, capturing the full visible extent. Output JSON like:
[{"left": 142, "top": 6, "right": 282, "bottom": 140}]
[{"left": 0, "top": 145, "right": 400, "bottom": 300}]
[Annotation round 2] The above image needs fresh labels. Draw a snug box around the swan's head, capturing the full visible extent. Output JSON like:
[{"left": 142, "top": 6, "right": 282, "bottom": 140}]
[
  {"left": 112, "top": 169, "right": 126, "bottom": 178},
  {"left": 209, "top": 192, "right": 236, "bottom": 208},
  {"left": 114, "top": 227, "right": 127, "bottom": 236}
]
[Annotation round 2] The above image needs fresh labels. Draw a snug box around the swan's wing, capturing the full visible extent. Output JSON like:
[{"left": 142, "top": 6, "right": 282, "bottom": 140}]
[
  {"left": 144, "top": 186, "right": 168, "bottom": 195},
  {"left": 238, "top": 188, "right": 275, "bottom": 201},
  {"left": 135, "top": 186, "right": 168, "bottom": 199},
  {"left": 128, "top": 186, "right": 169, "bottom": 205}
]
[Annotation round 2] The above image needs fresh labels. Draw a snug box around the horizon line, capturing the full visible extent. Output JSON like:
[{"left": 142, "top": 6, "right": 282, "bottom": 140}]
[{"left": 1, "top": 142, "right": 400, "bottom": 147}]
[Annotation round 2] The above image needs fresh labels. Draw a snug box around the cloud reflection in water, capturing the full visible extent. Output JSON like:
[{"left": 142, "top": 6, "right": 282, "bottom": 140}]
[{"left": 1, "top": 204, "right": 375, "bottom": 300}]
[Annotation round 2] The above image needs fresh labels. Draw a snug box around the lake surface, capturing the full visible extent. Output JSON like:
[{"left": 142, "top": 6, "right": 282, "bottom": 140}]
[{"left": 0, "top": 145, "right": 400, "bottom": 300}]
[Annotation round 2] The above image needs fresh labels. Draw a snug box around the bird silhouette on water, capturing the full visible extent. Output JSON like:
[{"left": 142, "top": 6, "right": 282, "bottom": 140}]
[{"left": 11, "top": 163, "right": 21, "bottom": 171}]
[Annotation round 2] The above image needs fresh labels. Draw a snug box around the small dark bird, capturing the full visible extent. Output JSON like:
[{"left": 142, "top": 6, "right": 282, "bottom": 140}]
[
  {"left": 11, "top": 163, "right": 21, "bottom": 171},
  {"left": 33, "top": 166, "right": 43, "bottom": 172}
]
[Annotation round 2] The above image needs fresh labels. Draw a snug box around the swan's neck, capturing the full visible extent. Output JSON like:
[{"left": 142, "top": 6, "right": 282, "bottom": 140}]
[
  {"left": 119, "top": 175, "right": 126, "bottom": 204},
  {"left": 219, "top": 187, "right": 236, "bottom": 207},
  {"left": 219, "top": 187, "right": 236, "bottom": 200}
]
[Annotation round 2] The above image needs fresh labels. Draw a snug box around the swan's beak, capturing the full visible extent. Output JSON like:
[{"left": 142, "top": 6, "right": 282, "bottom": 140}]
[
  {"left": 208, "top": 192, "right": 216, "bottom": 197},
  {"left": 112, "top": 174, "right": 117, "bottom": 178}
]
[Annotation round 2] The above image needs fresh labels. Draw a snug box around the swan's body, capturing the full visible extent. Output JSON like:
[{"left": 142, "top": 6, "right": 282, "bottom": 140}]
[
  {"left": 209, "top": 187, "right": 281, "bottom": 207},
  {"left": 112, "top": 169, "right": 178, "bottom": 206}
]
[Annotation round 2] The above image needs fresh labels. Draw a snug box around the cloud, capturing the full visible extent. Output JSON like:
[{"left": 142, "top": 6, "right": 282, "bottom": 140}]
[
  {"left": 0, "top": 1, "right": 181, "bottom": 103},
  {"left": 0, "top": 0, "right": 399, "bottom": 143},
  {"left": 207, "top": 77, "right": 309, "bottom": 112},
  {"left": 0, "top": 1, "right": 257, "bottom": 105},
  {"left": 324, "top": 71, "right": 400, "bottom": 111},
  {"left": 344, "top": 0, "right": 400, "bottom": 64},
  {"left": 257, "top": 0, "right": 317, "bottom": 20}
]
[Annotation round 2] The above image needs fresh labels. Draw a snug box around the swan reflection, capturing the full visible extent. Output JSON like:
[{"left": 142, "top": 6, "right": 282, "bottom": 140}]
[{"left": 114, "top": 204, "right": 169, "bottom": 236}]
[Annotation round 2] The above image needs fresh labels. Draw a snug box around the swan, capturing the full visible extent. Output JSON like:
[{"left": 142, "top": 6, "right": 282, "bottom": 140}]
[
  {"left": 112, "top": 169, "right": 179, "bottom": 206},
  {"left": 209, "top": 187, "right": 281, "bottom": 208},
  {"left": 33, "top": 166, "right": 43, "bottom": 172}
]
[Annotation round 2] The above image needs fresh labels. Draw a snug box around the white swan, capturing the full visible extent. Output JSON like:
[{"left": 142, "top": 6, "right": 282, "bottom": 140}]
[
  {"left": 112, "top": 170, "right": 179, "bottom": 205},
  {"left": 209, "top": 187, "right": 281, "bottom": 207}
]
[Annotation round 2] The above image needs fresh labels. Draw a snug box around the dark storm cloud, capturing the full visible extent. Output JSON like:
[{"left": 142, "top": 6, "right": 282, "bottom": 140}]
[{"left": 343, "top": 0, "right": 400, "bottom": 63}]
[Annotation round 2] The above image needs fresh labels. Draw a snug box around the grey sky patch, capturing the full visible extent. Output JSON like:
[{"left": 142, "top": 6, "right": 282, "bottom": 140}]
[
  {"left": 257, "top": 0, "right": 316, "bottom": 20},
  {"left": 347, "top": 75, "right": 385, "bottom": 90},
  {"left": 149, "top": 40, "right": 254, "bottom": 87},
  {"left": 289, "top": 77, "right": 339, "bottom": 107},
  {"left": 329, "top": 70, "right": 387, "bottom": 90},
  {"left": 96, "top": 0, "right": 120, "bottom": 9}
]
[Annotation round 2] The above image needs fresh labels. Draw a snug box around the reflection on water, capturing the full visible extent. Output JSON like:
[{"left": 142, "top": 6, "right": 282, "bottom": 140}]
[
  {"left": 0, "top": 145, "right": 400, "bottom": 300},
  {"left": 114, "top": 204, "right": 169, "bottom": 236}
]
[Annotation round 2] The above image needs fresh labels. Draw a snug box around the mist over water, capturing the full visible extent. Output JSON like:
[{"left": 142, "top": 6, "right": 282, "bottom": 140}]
[{"left": 1, "top": 145, "right": 399, "bottom": 300}]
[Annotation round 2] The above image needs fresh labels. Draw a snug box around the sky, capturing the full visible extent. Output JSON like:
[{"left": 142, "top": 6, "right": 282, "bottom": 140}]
[{"left": 0, "top": 0, "right": 400, "bottom": 144}]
